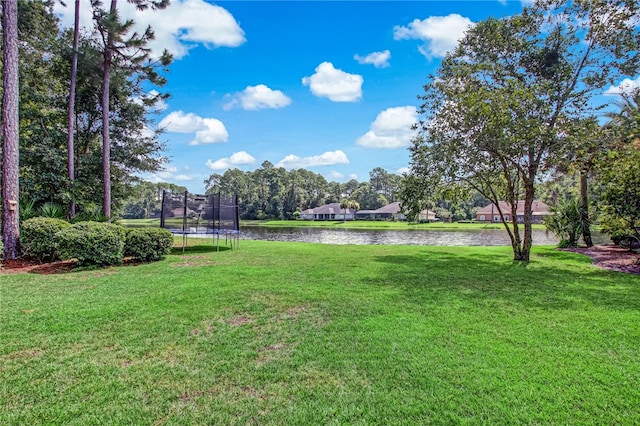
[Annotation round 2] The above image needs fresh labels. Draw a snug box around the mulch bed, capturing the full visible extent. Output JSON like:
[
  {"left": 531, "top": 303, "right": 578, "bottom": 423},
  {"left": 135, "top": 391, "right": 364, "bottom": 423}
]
[
  {"left": 563, "top": 244, "right": 640, "bottom": 275},
  {"left": 1, "top": 258, "right": 77, "bottom": 275},
  {"left": 0, "top": 257, "right": 142, "bottom": 275}
]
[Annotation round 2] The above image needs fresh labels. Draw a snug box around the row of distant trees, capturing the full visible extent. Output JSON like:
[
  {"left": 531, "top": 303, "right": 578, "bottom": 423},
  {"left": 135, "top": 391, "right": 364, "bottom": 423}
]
[
  {"left": 1, "top": 0, "right": 171, "bottom": 258},
  {"left": 125, "top": 166, "right": 602, "bottom": 222},
  {"left": 123, "top": 166, "right": 407, "bottom": 220}
]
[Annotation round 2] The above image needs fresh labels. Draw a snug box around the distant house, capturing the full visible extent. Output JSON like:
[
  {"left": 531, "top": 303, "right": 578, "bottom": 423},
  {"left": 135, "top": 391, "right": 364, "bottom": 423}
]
[
  {"left": 418, "top": 209, "right": 437, "bottom": 222},
  {"left": 476, "top": 200, "right": 551, "bottom": 224},
  {"left": 355, "top": 202, "right": 437, "bottom": 222},
  {"left": 356, "top": 202, "right": 404, "bottom": 220},
  {"left": 299, "top": 203, "right": 356, "bottom": 221}
]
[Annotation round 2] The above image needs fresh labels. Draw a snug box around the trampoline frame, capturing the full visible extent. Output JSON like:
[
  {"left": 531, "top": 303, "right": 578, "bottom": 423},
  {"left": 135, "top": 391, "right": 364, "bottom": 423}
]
[{"left": 160, "top": 190, "right": 240, "bottom": 252}]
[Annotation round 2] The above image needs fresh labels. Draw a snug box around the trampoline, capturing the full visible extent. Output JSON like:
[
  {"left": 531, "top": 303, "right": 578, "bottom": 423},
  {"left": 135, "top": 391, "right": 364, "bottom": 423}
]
[{"left": 160, "top": 190, "right": 240, "bottom": 252}]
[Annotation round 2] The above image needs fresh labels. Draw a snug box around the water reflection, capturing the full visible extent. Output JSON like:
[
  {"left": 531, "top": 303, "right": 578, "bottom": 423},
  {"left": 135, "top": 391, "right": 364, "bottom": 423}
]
[{"left": 239, "top": 226, "right": 585, "bottom": 246}]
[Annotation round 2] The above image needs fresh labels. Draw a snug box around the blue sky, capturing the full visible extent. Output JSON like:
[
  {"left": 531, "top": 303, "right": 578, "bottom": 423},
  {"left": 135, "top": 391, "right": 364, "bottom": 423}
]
[{"left": 55, "top": 1, "right": 640, "bottom": 194}]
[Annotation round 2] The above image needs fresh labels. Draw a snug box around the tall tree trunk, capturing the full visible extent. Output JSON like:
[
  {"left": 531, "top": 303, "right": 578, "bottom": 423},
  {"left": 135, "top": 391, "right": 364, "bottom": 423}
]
[
  {"left": 2, "top": 0, "right": 20, "bottom": 260},
  {"left": 579, "top": 171, "right": 593, "bottom": 247},
  {"left": 520, "top": 183, "right": 535, "bottom": 262},
  {"left": 101, "top": 0, "right": 117, "bottom": 220},
  {"left": 67, "top": 0, "right": 80, "bottom": 219}
]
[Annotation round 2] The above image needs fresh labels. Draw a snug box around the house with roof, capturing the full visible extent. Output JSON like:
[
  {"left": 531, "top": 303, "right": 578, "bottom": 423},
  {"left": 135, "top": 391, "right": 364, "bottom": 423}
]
[
  {"left": 355, "top": 202, "right": 404, "bottom": 220},
  {"left": 299, "top": 202, "right": 356, "bottom": 221},
  {"left": 476, "top": 200, "right": 551, "bottom": 224},
  {"left": 355, "top": 202, "right": 437, "bottom": 222},
  {"left": 418, "top": 208, "right": 437, "bottom": 222}
]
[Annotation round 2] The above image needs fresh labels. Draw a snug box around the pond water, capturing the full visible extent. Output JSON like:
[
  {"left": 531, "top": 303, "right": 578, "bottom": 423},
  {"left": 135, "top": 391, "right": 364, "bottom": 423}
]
[{"left": 239, "top": 226, "right": 607, "bottom": 246}]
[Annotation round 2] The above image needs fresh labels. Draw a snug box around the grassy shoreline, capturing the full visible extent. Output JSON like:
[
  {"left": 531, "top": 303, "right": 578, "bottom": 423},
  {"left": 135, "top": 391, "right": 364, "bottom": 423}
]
[{"left": 2, "top": 240, "right": 638, "bottom": 424}]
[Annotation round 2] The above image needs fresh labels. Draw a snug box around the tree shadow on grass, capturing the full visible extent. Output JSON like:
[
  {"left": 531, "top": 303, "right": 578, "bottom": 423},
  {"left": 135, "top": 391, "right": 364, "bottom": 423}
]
[
  {"left": 370, "top": 248, "right": 640, "bottom": 312},
  {"left": 532, "top": 249, "right": 595, "bottom": 265},
  {"left": 171, "top": 245, "right": 233, "bottom": 255}
]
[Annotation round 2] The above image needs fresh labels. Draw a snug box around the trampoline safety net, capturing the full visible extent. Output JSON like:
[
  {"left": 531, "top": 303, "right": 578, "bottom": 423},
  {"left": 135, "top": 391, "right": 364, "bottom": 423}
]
[{"left": 160, "top": 191, "right": 240, "bottom": 250}]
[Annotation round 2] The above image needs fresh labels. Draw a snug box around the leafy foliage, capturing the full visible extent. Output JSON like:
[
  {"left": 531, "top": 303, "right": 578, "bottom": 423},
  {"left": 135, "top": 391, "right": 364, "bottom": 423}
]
[
  {"left": 597, "top": 91, "right": 640, "bottom": 249},
  {"left": 122, "top": 182, "right": 187, "bottom": 219},
  {"left": 125, "top": 228, "right": 173, "bottom": 262},
  {"left": 89, "top": 0, "right": 172, "bottom": 219},
  {"left": 339, "top": 199, "right": 360, "bottom": 222},
  {"left": 6, "top": 1, "right": 169, "bottom": 219},
  {"left": 203, "top": 164, "right": 403, "bottom": 220},
  {"left": 19, "top": 199, "right": 37, "bottom": 222},
  {"left": 544, "top": 198, "right": 589, "bottom": 248},
  {"left": 21, "top": 217, "right": 70, "bottom": 262},
  {"left": 38, "top": 203, "right": 65, "bottom": 219},
  {"left": 595, "top": 148, "right": 640, "bottom": 249},
  {"left": 404, "top": 0, "right": 639, "bottom": 261},
  {"left": 56, "top": 221, "right": 126, "bottom": 267},
  {"left": 69, "top": 204, "right": 108, "bottom": 223}
]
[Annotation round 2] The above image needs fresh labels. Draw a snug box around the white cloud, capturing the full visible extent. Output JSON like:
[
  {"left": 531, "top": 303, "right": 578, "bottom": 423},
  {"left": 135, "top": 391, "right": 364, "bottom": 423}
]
[
  {"left": 147, "top": 90, "right": 168, "bottom": 112},
  {"left": 354, "top": 50, "right": 391, "bottom": 68},
  {"left": 604, "top": 76, "right": 640, "bottom": 95},
  {"left": 396, "top": 166, "right": 410, "bottom": 175},
  {"left": 54, "top": 0, "right": 245, "bottom": 60},
  {"left": 394, "top": 14, "right": 474, "bottom": 59},
  {"left": 159, "top": 111, "right": 228, "bottom": 145},
  {"left": 277, "top": 150, "right": 350, "bottom": 169},
  {"left": 139, "top": 125, "right": 156, "bottom": 139},
  {"left": 156, "top": 165, "right": 178, "bottom": 180},
  {"left": 302, "top": 62, "right": 363, "bottom": 102},
  {"left": 356, "top": 106, "right": 418, "bottom": 149},
  {"left": 223, "top": 84, "right": 292, "bottom": 110},
  {"left": 145, "top": 165, "right": 179, "bottom": 183},
  {"left": 328, "top": 170, "right": 345, "bottom": 180},
  {"left": 133, "top": 90, "right": 168, "bottom": 113},
  {"left": 174, "top": 175, "right": 194, "bottom": 181},
  {"left": 144, "top": 174, "right": 165, "bottom": 184},
  {"left": 206, "top": 151, "right": 256, "bottom": 170}
]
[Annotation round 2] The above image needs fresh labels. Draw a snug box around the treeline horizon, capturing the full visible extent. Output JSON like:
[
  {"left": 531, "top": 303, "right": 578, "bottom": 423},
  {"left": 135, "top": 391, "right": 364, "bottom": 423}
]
[{"left": 123, "top": 162, "right": 582, "bottom": 221}]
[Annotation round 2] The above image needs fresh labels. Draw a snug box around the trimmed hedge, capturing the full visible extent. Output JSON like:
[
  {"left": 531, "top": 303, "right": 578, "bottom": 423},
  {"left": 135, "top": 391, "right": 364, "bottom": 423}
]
[
  {"left": 57, "top": 222, "right": 126, "bottom": 267},
  {"left": 21, "top": 217, "right": 70, "bottom": 261},
  {"left": 125, "top": 228, "right": 174, "bottom": 262}
]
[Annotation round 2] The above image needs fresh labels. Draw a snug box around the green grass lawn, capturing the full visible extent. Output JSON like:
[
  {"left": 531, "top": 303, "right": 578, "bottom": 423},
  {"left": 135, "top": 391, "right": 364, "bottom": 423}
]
[{"left": 2, "top": 241, "right": 639, "bottom": 424}]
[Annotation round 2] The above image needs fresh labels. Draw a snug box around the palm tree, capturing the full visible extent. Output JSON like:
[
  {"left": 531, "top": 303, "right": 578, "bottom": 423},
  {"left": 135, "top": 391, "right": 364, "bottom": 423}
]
[
  {"left": 605, "top": 91, "right": 640, "bottom": 150},
  {"left": 340, "top": 199, "right": 360, "bottom": 222}
]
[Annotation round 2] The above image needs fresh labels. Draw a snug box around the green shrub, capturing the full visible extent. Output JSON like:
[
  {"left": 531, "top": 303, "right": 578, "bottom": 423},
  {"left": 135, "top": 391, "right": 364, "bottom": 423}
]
[
  {"left": 71, "top": 204, "right": 107, "bottom": 223},
  {"left": 125, "top": 228, "right": 174, "bottom": 262},
  {"left": 38, "top": 202, "right": 65, "bottom": 219},
  {"left": 610, "top": 230, "right": 639, "bottom": 250},
  {"left": 599, "top": 214, "right": 640, "bottom": 250},
  {"left": 56, "top": 222, "right": 126, "bottom": 267},
  {"left": 544, "top": 198, "right": 590, "bottom": 248},
  {"left": 20, "top": 199, "right": 37, "bottom": 222},
  {"left": 0, "top": 239, "right": 4, "bottom": 266},
  {"left": 21, "top": 217, "right": 70, "bottom": 261}
]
